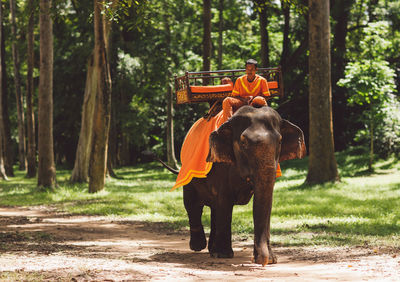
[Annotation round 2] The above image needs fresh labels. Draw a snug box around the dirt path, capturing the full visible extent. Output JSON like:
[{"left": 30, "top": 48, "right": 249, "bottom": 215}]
[{"left": 0, "top": 206, "right": 399, "bottom": 281}]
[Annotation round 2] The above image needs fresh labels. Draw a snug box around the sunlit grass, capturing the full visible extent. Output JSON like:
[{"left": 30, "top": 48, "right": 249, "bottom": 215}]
[{"left": 0, "top": 149, "right": 399, "bottom": 248}]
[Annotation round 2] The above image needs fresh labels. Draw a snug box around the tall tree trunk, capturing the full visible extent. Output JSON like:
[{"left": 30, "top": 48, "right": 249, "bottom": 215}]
[
  {"left": 306, "top": 0, "right": 339, "bottom": 184},
  {"left": 107, "top": 89, "right": 118, "bottom": 172},
  {"left": 70, "top": 55, "right": 95, "bottom": 183},
  {"left": 166, "top": 84, "right": 178, "bottom": 168},
  {"left": 26, "top": 0, "right": 36, "bottom": 177},
  {"left": 280, "top": 0, "right": 290, "bottom": 68},
  {"left": 38, "top": 0, "right": 56, "bottom": 188},
  {"left": 10, "top": 0, "right": 26, "bottom": 171},
  {"left": 217, "top": 0, "right": 224, "bottom": 69},
  {"left": 88, "top": 0, "right": 112, "bottom": 193},
  {"left": 0, "top": 4, "right": 7, "bottom": 181},
  {"left": 105, "top": 21, "right": 118, "bottom": 178},
  {"left": 0, "top": 1, "right": 13, "bottom": 177},
  {"left": 202, "top": 0, "right": 211, "bottom": 74},
  {"left": 0, "top": 132, "right": 7, "bottom": 180},
  {"left": 331, "top": 0, "right": 354, "bottom": 151},
  {"left": 369, "top": 109, "right": 374, "bottom": 171},
  {"left": 163, "top": 8, "right": 178, "bottom": 169},
  {"left": 119, "top": 133, "right": 130, "bottom": 166},
  {"left": 258, "top": 2, "right": 270, "bottom": 67}
]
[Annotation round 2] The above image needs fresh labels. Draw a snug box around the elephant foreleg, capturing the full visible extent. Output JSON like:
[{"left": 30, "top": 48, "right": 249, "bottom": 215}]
[
  {"left": 183, "top": 185, "right": 207, "bottom": 251},
  {"left": 210, "top": 201, "right": 234, "bottom": 258}
]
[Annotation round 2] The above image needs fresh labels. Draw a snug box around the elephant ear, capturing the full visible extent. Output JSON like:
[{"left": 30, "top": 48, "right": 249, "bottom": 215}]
[
  {"left": 279, "top": 119, "right": 307, "bottom": 162},
  {"left": 206, "top": 121, "right": 235, "bottom": 163}
]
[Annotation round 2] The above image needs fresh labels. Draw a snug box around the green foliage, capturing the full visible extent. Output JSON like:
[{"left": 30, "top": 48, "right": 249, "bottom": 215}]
[
  {"left": 338, "top": 59, "right": 395, "bottom": 106},
  {"left": 337, "top": 21, "right": 399, "bottom": 160},
  {"left": 1, "top": 0, "right": 399, "bottom": 169},
  {"left": 1, "top": 149, "right": 400, "bottom": 248},
  {"left": 371, "top": 96, "right": 400, "bottom": 157}
]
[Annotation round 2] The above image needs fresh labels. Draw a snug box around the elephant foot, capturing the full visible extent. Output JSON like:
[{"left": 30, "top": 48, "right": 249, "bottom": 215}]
[
  {"left": 189, "top": 226, "right": 207, "bottom": 251},
  {"left": 209, "top": 248, "right": 234, "bottom": 258},
  {"left": 252, "top": 252, "right": 277, "bottom": 266}
]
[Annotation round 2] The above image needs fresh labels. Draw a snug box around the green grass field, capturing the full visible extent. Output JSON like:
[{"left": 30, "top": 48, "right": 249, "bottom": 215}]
[{"left": 0, "top": 147, "right": 399, "bottom": 249}]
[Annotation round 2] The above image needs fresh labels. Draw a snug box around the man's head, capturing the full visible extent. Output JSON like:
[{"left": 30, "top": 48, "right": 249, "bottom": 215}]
[{"left": 245, "top": 59, "right": 258, "bottom": 81}]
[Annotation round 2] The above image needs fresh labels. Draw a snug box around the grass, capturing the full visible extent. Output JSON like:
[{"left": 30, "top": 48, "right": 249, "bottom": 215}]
[{"left": 0, "top": 148, "right": 399, "bottom": 249}]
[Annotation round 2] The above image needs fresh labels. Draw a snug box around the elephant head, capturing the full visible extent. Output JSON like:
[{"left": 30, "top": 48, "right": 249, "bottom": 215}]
[{"left": 206, "top": 105, "right": 306, "bottom": 265}]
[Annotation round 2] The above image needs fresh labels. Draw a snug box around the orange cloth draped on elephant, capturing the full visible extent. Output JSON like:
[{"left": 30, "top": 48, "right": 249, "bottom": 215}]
[{"left": 172, "top": 109, "right": 282, "bottom": 191}]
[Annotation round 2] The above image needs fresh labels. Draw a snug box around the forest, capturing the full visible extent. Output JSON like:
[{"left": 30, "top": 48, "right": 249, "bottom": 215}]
[{"left": 0, "top": 0, "right": 399, "bottom": 188}]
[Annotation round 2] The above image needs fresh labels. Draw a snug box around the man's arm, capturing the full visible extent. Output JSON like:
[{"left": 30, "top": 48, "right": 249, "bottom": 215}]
[{"left": 260, "top": 77, "right": 271, "bottom": 97}]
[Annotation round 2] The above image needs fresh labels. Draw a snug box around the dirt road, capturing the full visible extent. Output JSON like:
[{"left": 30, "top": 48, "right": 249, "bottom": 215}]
[{"left": 0, "top": 206, "right": 399, "bottom": 281}]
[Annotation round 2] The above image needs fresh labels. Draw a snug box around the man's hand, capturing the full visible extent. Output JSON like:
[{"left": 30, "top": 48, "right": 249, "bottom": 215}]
[{"left": 234, "top": 96, "right": 253, "bottom": 104}]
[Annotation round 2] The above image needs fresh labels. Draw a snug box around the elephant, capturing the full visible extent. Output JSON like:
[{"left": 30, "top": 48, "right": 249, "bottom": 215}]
[{"left": 160, "top": 105, "right": 306, "bottom": 266}]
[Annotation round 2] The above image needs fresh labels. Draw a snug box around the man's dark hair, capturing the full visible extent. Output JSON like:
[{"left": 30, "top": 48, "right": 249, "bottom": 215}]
[{"left": 245, "top": 59, "right": 258, "bottom": 68}]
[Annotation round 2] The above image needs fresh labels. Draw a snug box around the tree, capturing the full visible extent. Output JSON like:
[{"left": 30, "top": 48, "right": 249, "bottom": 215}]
[
  {"left": 88, "top": 0, "right": 112, "bottom": 193},
  {"left": 338, "top": 22, "right": 397, "bottom": 170},
  {"left": 70, "top": 55, "right": 95, "bottom": 183},
  {"left": 0, "top": 1, "right": 7, "bottom": 181},
  {"left": 10, "top": 0, "right": 26, "bottom": 170},
  {"left": 0, "top": 132, "right": 6, "bottom": 180},
  {"left": 163, "top": 5, "right": 178, "bottom": 169},
  {"left": 280, "top": 0, "right": 290, "bottom": 67},
  {"left": 202, "top": 0, "right": 211, "bottom": 73},
  {"left": 0, "top": 0, "right": 13, "bottom": 177},
  {"left": 38, "top": 0, "right": 56, "bottom": 188},
  {"left": 331, "top": 0, "right": 355, "bottom": 150},
  {"left": 26, "top": 0, "right": 36, "bottom": 177},
  {"left": 0, "top": 1, "right": 8, "bottom": 178},
  {"left": 254, "top": 0, "right": 270, "bottom": 67},
  {"left": 306, "top": 0, "right": 339, "bottom": 184},
  {"left": 217, "top": 0, "right": 224, "bottom": 69}
]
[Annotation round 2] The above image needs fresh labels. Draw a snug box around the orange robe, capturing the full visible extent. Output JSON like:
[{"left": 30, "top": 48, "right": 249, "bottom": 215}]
[{"left": 232, "top": 74, "right": 270, "bottom": 97}]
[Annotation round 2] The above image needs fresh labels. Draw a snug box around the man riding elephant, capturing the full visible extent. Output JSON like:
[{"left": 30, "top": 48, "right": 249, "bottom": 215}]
[{"left": 222, "top": 59, "right": 270, "bottom": 120}]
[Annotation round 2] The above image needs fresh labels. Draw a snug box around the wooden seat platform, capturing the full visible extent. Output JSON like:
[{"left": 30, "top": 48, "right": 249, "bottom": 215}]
[{"left": 174, "top": 67, "right": 283, "bottom": 104}]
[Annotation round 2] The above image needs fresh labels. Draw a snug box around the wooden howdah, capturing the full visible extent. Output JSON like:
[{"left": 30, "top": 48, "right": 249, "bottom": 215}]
[{"left": 174, "top": 67, "right": 284, "bottom": 104}]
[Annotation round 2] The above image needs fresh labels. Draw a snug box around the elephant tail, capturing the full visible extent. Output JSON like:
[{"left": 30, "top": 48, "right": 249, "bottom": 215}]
[{"left": 142, "top": 150, "right": 180, "bottom": 175}]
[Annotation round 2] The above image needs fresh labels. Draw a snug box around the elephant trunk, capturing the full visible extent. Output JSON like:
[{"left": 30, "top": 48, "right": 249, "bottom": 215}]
[{"left": 252, "top": 170, "right": 276, "bottom": 266}]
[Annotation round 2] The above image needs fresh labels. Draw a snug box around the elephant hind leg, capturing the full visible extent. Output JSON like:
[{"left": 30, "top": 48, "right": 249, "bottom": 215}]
[{"left": 183, "top": 184, "right": 206, "bottom": 251}]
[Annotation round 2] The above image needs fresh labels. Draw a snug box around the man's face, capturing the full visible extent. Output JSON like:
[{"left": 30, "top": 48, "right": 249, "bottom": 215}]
[{"left": 245, "top": 64, "right": 257, "bottom": 80}]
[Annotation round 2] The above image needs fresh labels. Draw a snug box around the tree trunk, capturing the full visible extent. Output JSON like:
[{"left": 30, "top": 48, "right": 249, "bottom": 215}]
[
  {"left": 26, "top": 0, "right": 36, "bottom": 178},
  {"left": 0, "top": 5, "right": 7, "bottom": 181},
  {"left": 118, "top": 133, "right": 130, "bottom": 166},
  {"left": 331, "top": 0, "right": 354, "bottom": 151},
  {"left": 88, "top": 0, "right": 112, "bottom": 193},
  {"left": 106, "top": 22, "right": 118, "bottom": 178},
  {"left": 0, "top": 132, "right": 7, "bottom": 180},
  {"left": 306, "top": 0, "right": 339, "bottom": 184},
  {"left": 166, "top": 84, "right": 178, "bottom": 168},
  {"left": 70, "top": 55, "right": 95, "bottom": 183},
  {"left": 258, "top": 3, "right": 270, "bottom": 67},
  {"left": 369, "top": 110, "right": 374, "bottom": 172},
  {"left": 280, "top": 0, "right": 290, "bottom": 68},
  {"left": 202, "top": 0, "right": 211, "bottom": 74},
  {"left": 107, "top": 89, "right": 118, "bottom": 173},
  {"left": 217, "top": 0, "right": 224, "bottom": 69},
  {"left": 0, "top": 2, "right": 13, "bottom": 177},
  {"left": 10, "top": 0, "right": 26, "bottom": 171},
  {"left": 163, "top": 8, "right": 178, "bottom": 169},
  {"left": 38, "top": 0, "right": 56, "bottom": 188}
]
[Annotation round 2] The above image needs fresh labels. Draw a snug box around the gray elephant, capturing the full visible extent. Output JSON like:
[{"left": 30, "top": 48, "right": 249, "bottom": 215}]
[{"left": 161, "top": 105, "right": 306, "bottom": 266}]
